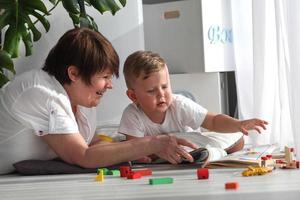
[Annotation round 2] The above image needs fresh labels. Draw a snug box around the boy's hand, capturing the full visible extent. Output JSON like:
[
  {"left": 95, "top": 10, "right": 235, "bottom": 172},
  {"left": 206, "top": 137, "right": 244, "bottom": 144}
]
[
  {"left": 240, "top": 118, "right": 268, "bottom": 135},
  {"left": 155, "top": 134, "right": 198, "bottom": 164}
]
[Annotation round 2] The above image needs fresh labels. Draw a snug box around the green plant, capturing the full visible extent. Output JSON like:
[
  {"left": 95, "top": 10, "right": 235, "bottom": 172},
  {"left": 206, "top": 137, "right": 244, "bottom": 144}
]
[{"left": 0, "top": 0, "right": 126, "bottom": 88}]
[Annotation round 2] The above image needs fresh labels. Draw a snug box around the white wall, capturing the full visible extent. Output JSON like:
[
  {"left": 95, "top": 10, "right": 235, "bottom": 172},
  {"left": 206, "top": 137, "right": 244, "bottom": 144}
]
[
  {"left": 170, "top": 73, "right": 224, "bottom": 113},
  {"left": 14, "top": 1, "right": 145, "bottom": 126}
]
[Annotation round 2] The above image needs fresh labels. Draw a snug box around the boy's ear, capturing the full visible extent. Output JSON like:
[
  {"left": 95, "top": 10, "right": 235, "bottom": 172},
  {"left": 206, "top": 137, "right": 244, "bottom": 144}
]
[
  {"left": 126, "top": 89, "right": 137, "bottom": 103},
  {"left": 67, "top": 65, "right": 79, "bottom": 82}
]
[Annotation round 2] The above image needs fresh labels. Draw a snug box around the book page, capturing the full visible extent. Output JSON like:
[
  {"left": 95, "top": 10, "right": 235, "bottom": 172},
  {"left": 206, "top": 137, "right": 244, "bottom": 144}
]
[{"left": 206, "top": 144, "right": 280, "bottom": 168}]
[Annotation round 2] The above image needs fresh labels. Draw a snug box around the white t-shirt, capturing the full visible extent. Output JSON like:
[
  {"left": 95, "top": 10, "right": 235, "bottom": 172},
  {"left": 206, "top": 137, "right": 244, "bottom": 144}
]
[
  {"left": 118, "top": 94, "right": 208, "bottom": 137},
  {"left": 0, "top": 69, "right": 97, "bottom": 174}
]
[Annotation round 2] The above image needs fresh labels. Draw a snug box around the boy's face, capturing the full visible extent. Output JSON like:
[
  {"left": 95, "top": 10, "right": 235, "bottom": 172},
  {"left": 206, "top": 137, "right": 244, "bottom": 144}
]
[{"left": 127, "top": 66, "right": 173, "bottom": 121}]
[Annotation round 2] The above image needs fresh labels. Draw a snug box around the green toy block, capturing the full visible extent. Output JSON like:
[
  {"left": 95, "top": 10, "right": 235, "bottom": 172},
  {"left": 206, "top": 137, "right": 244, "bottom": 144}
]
[
  {"left": 97, "top": 168, "right": 109, "bottom": 175},
  {"left": 107, "top": 169, "right": 120, "bottom": 176},
  {"left": 149, "top": 177, "right": 173, "bottom": 185}
]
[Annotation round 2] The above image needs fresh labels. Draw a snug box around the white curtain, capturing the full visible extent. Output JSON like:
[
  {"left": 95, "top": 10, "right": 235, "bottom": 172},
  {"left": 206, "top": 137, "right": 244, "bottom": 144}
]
[{"left": 231, "top": 0, "right": 300, "bottom": 157}]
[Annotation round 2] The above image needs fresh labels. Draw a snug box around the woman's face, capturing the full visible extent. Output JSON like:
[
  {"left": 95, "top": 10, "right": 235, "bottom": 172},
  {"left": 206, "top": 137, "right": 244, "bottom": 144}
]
[{"left": 65, "top": 67, "right": 114, "bottom": 108}]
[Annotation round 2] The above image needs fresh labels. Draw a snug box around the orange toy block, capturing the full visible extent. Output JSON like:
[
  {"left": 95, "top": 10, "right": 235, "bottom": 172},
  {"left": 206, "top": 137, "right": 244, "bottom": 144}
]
[
  {"left": 225, "top": 182, "right": 239, "bottom": 190},
  {"left": 127, "top": 172, "right": 142, "bottom": 179},
  {"left": 133, "top": 169, "right": 152, "bottom": 176}
]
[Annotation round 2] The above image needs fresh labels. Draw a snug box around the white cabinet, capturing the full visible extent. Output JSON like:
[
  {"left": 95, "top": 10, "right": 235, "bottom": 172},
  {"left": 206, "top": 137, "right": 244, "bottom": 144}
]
[{"left": 143, "top": 0, "right": 235, "bottom": 73}]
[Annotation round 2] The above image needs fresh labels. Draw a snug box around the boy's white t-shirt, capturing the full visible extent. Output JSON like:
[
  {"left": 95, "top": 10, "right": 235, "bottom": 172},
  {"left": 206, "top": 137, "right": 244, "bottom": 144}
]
[
  {"left": 0, "top": 69, "right": 96, "bottom": 174},
  {"left": 118, "top": 94, "right": 208, "bottom": 137}
]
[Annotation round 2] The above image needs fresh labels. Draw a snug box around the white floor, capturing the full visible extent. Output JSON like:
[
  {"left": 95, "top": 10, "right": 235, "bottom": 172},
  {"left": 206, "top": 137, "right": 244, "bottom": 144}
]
[{"left": 1, "top": 167, "right": 300, "bottom": 200}]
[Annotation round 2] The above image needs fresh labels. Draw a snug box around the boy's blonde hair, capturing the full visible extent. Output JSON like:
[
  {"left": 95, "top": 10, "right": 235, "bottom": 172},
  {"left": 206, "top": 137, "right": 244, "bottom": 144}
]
[{"left": 123, "top": 50, "right": 166, "bottom": 89}]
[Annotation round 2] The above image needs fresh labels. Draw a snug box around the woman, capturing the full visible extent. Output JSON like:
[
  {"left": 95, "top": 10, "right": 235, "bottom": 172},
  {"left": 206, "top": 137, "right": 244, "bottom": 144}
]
[{"left": 0, "top": 28, "right": 197, "bottom": 174}]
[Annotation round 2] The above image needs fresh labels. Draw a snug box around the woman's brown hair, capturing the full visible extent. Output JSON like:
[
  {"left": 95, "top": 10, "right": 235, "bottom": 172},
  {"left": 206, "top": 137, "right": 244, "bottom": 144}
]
[{"left": 43, "top": 28, "right": 119, "bottom": 85}]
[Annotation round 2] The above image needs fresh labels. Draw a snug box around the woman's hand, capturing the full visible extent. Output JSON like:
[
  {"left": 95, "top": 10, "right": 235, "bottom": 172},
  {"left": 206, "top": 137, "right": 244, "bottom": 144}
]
[{"left": 153, "top": 134, "right": 198, "bottom": 164}]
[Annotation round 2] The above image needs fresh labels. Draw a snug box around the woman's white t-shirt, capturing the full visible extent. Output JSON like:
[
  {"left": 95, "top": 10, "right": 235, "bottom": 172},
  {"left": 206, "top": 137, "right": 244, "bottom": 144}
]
[{"left": 0, "top": 69, "right": 96, "bottom": 174}]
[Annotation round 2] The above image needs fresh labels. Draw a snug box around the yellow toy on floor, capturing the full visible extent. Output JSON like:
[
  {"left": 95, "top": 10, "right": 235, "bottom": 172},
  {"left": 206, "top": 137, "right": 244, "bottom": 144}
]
[{"left": 242, "top": 166, "right": 272, "bottom": 177}]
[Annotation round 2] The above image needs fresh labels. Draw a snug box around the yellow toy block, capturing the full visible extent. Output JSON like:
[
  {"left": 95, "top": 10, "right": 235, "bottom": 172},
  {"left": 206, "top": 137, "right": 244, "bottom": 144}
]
[
  {"left": 98, "top": 134, "right": 114, "bottom": 142},
  {"left": 95, "top": 169, "right": 104, "bottom": 182}
]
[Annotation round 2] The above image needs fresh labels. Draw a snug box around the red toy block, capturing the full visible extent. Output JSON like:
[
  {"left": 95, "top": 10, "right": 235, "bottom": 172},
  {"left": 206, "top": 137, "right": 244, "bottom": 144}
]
[
  {"left": 276, "top": 159, "right": 285, "bottom": 164},
  {"left": 120, "top": 166, "right": 131, "bottom": 177},
  {"left": 266, "top": 155, "right": 273, "bottom": 159},
  {"left": 127, "top": 172, "right": 142, "bottom": 179},
  {"left": 133, "top": 169, "right": 152, "bottom": 176},
  {"left": 197, "top": 168, "right": 209, "bottom": 179},
  {"left": 261, "top": 156, "right": 268, "bottom": 160},
  {"left": 225, "top": 182, "right": 239, "bottom": 190}
]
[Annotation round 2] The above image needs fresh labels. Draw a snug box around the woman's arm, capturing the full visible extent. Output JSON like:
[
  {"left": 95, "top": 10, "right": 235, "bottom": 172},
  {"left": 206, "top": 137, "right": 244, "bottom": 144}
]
[{"left": 41, "top": 133, "right": 197, "bottom": 168}]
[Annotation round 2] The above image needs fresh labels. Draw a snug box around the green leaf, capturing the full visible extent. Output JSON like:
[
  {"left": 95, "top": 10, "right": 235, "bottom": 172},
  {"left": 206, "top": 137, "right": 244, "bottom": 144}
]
[
  {"left": 61, "top": 0, "right": 80, "bottom": 14},
  {"left": 103, "top": 0, "right": 120, "bottom": 15},
  {"left": 119, "top": 0, "right": 126, "bottom": 7},
  {"left": 19, "top": 25, "right": 33, "bottom": 56},
  {"left": 0, "top": 50, "right": 15, "bottom": 74},
  {"left": 1, "top": 0, "right": 49, "bottom": 58},
  {"left": 0, "top": 10, "right": 10, "bottom": 30},
  {"left": 89, "top": 0, "right": 125, "bottom": 15},
  {"left": 22, "top": 32, "right": 33, "bottom": 56},
  {"left": 79, "top": 15, "right": 98, "bottom": 30},
  {"left": 49, "top": 0, "right": 59, "bottom": 5},
  {"left": 79, "top": 16, "right": 91, "bottom": 28},
  {"left": 68, "top": 12, "right": 80, "bottom": 26},
  {"left": 3, "top": 25, "right": 21, "bottom": 58},
  {"left": 0, "top": 71, "right": 10, "bottom": 88},
  {"left": 89, "top": 0, "right": 108, "bottom": 14},
  {"left": 29, "top": 10, "right": 50, "bottom": 32},
  {"left": 23, "top": 0, "right": 49, "bottom": 14},
  {"left": 20, "top": 13, "right": 42, "bottom": 41}
]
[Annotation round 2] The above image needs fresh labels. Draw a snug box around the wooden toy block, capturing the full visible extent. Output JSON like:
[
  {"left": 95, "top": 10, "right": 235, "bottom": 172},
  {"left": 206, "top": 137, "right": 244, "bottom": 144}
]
[
  {"left": 149, "top": 177, "right": 173, "bottom": 185},
  {"left": 120, "top": 166, "right": 131, "bottom": 177},
  {"left": 225, "top": 182, "right": 239, "bottom": 190},
  {"left": 276, "top": 159, "right": 285, "bottom": 164},
  {"left": 276, "top": 146, "right": 299, "bottom": 169},
  {"left": 133, "top": 169, "right": 152, "bottom": 176},
  {"left": 107, "top": 169, "right": 120, "bottom": 176},
  {"left": 127, "top": 172, "right": 142, "bottom": 179},
  {"left": 197, "top": 168, "right": 209, "bottom": 179},
  {"left": 266, "top": 154, "right": 273, "bottom": 159},
  {"left": 97, "top": 168, "right": 109, "bottom": 175},
  {"left": 285, "top": 146, "right": 294, "bottom": 164},
  {"left": 95, "top": 169, "right": 104, "bottom": 182}
]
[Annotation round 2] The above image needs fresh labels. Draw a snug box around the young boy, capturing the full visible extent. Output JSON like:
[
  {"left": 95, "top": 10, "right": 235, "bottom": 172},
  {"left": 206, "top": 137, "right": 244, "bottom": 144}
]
[{"left": 118, "top": 50, "right": 268, "bottom": 164}]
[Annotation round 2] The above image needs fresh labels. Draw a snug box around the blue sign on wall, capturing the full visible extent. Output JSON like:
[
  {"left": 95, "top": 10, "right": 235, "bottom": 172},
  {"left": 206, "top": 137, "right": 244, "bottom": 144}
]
[{"left": 208, "top": 25, "right": 233, "bottom": 44}]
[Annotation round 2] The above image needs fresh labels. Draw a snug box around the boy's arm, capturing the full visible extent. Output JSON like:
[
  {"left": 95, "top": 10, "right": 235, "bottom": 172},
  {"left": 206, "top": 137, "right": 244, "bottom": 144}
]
[{"left": 201, "top": 112, "right": 268, "bottom": 135}]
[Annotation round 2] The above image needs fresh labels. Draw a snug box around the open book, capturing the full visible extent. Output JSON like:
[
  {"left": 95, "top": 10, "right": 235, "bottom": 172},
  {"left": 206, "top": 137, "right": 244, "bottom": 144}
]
[
  {"left": 132, "top": 132, "right": 279, "bottom": 169},
  {"left": 205, "top": 144, "right": 280, "bottom": 168},
  {"left": 147, "top": 131, "right": 244, "bottom": 165}
]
